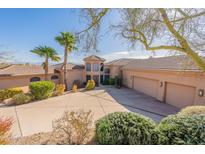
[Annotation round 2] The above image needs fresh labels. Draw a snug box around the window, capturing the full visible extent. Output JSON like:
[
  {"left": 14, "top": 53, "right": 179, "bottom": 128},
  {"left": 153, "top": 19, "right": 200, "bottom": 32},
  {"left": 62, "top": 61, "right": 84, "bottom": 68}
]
[
  {"left": 30, "top": 77, "right": 41, "bottom": 82},
  {"left": 86, "top": 63, "right": 91, "bottom": 71},
  {"left": 86, "top": 75, "right": 91, "bottom": 82},
  {"left": 51, "top": 75, "right": 59, "bottom": 80},
  {"left": 93, "top": 63, "right": 99, "bottom": 72},
  {"left": 105, "top": 68, "right": 110, "bottom": 74},
  {"left": 104, "top": 75, "right": 110, "bottom": 80}
]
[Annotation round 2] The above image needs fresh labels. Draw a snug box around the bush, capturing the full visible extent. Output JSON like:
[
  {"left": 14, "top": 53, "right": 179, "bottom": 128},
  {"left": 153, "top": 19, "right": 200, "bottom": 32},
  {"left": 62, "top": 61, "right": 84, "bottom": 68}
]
[
  {"left": 12, "top": 93, "right": 32, "bottom": 105},
  {"left": 179, "top": 106, "right": 205, "bottom": 116},
  {"left": 29, "top": 81, "right": 55, "bottom": 100},
  {"left": 114, "top": 76, "right": 122, "bottom": 88},
  {"left": 102, "top": 79, "right": 109, "bottom": 85},
  {"left": 85, "top": 80, "right": 95, "bottom": 90},
  {"left": 52, "top": 110, "right": 93, "bottom": 144},
  {"left": 55, "top": 84, "right": 65, "bottom": 96},
  {"left": 158, "top": 114, "right": 205, "bottom": 145},
  {"left": 109, "top": 78, "right": 115, "bottom": 85},
  {"left": 0, "top": 117, "right": 13, "bottom": 145},
  {"left": 95, "top": 112, "right": 159, "bottom": 145},
  {"left": 0, "top": 88, "right": 23, "bottom": 101}
]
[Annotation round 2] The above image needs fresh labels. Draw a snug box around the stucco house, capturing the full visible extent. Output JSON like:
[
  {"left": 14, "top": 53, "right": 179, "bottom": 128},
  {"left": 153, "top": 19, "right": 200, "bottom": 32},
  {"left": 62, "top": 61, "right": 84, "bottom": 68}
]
[{"left": 0, "top": 55, "right": 205, "bottom": 108}]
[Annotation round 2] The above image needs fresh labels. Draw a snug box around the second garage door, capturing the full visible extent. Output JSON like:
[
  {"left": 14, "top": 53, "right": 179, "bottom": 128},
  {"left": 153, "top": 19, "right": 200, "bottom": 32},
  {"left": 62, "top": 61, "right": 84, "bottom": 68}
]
[
  {"left": 133, "top": 76, "right": 159, "bottom": 98},
  {"left": 165, "top": 82, "right": 196, "bottom": 108}
]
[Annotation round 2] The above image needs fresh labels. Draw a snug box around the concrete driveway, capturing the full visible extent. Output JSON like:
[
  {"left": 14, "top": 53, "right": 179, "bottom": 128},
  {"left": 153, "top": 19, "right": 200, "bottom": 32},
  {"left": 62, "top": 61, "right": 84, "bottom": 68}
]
[{"left": 0, "top": 86, "right": 179, "bottom": 138}]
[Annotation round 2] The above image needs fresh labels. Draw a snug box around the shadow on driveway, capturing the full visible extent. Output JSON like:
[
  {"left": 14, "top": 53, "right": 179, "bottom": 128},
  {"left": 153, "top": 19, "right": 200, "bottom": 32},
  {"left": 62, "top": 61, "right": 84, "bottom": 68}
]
[{"left": 82, "top": 85, "right": 179, "bottom": 122}]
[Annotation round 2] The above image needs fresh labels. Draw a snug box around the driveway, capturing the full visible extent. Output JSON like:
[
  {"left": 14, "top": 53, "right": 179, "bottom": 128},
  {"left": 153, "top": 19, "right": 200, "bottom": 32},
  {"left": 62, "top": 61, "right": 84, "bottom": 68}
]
[{"left": 0, "top": 86, "right": 179, "bottom": 137}]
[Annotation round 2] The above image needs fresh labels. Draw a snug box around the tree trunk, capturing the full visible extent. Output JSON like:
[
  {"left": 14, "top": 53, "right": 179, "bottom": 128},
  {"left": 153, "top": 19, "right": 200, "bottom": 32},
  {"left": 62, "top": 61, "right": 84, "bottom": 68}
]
[
  {"left": 45, "top": 57, "right": 49, "bottom": 80},
  {"left": 63, "top": 48, "right": 68, "bottom": 91}
]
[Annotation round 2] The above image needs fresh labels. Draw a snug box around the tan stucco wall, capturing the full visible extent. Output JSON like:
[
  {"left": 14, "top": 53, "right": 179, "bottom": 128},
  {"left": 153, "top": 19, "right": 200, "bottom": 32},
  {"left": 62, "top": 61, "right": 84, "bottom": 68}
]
[
  {"left": 109, "top": 66, "right": 121, "bottom": 78},
  {"left": 66, "top": 70, "right": 84, "bottom": 90},
  {"left": 0, "top": 74, "right": 60, "bottom": 90},
  {"left": 122, "top": 69, "right": 205, "bottom": 108}
]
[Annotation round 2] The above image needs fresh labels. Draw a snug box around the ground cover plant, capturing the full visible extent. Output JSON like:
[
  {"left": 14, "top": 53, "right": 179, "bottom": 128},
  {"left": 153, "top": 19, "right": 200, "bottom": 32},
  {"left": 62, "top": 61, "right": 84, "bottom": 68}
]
[
  {"left": 0, "top": 88, "right": 23, "bottom": 101},
  {"left": 12, "top": 93, "right": 32, "bottom": 105}
]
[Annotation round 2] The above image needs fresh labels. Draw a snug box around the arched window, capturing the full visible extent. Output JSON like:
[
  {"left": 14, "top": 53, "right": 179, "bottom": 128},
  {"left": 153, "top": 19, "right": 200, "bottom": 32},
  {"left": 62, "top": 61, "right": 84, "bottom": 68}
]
[
  {"left": 51, "top": 75, "right": 59, "bottom": 80},
  {"left": 30, "top": 77, "right": 41, "bottom": 82}
]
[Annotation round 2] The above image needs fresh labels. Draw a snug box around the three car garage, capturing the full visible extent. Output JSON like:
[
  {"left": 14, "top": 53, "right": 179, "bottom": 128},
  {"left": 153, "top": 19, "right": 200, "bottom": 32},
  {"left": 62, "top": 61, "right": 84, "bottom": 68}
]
[{"left": 122, "top": 69, "right": 204, "bottom": 109}]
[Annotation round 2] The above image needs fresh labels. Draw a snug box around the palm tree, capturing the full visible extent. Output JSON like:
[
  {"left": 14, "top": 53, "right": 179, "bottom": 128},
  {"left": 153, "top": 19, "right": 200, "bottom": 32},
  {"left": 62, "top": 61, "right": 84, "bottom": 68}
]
[
  {"left": 55, "top": 32, "right": 77, "bottom": 90},
  {"left": 31, "top": 46, "right": 60, "bottom": 80}
]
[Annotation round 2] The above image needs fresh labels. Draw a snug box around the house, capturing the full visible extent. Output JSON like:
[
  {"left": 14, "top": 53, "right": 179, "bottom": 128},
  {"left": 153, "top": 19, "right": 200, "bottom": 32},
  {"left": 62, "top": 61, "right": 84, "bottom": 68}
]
[{"left": 0, "top": 55, "right": 205, "bottom": 108}]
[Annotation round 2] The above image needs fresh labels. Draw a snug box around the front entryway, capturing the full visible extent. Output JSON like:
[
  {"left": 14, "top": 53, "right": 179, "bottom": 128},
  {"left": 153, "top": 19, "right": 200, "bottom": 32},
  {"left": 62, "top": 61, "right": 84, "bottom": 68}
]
[{"left": 93, "top": 75, "right": 99, "bottom": 86}]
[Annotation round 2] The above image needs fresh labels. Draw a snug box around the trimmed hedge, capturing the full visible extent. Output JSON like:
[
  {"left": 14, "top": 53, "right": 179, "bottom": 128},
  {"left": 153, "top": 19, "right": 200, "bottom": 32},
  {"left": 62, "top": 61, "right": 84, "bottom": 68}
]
[
  {"left": 0, "top": 88, "right": 23, "bottom": 101},
  {"left": 179, "top": 106, "right": 205, "bottom": 116},
  {"left": 29, "top": 81, "right": 55, "bottom": 100},
  {"left": 95, "top": 112, "right": 159, "bottom": 145},
  {"left": 158, "top": 114, "right": 205, "bottom": 145}
]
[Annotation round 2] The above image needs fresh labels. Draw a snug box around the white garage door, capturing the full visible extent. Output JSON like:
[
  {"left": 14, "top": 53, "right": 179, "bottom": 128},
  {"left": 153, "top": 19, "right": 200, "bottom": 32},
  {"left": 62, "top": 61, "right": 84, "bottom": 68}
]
[
  {"left": 165, "top": 82, "right": 195, "bottom": 108},
  {"left": 134, "top": 77, "right": 159, "bottom": 98}
]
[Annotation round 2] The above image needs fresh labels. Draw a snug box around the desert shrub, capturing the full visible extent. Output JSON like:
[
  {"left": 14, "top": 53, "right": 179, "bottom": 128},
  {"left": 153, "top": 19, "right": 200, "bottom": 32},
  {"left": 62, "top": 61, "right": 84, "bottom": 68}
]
[
  {"left": 178, "top": 106, "right": 205, "bottom": 116},
  {"left": 109, "top": 78, "right": 115, "bottom": 85},
  {"left": 95, "top": 112, "right": 159, "bottom": 145},
  {"left": 85, "top": 80, "right": 95, "bottom": 90},
  {"left": 56, "top": 84, "right": 65, "bottom": 96},
  {"left": 0, "top": 117, "right": 13, "bottom": 145},
  {"left": 0, "top": 88, "right": 23, "bottom": 101},
  {"left": 52, "top": 110, "right": 93, "bottom": 144},
  {"left": 72, "top": 84, "right": 78, "bottom": 92},
  {"left": 12, "top": 93, "right": 32, "bottom": 105},
  {"left": 158, "top": 114, "right": 205, "bottom": 145},
  {"left": 29, "top": 81, "right": 55, "bottom": 100}
]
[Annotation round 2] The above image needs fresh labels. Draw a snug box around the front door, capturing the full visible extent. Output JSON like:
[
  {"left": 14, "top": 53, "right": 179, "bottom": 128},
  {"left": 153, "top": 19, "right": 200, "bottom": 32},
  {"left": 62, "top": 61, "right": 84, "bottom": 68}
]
[{"left": 93, "top": 75, "right": 99, "bottom": 86}]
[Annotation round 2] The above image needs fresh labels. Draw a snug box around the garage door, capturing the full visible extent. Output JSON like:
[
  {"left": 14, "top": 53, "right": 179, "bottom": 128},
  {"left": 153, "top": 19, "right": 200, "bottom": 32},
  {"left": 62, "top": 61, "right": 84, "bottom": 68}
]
[
  {"left": 165, "top": 82, "right": 195, "bottom": 108},
  {"left": 133, "top": 77, "right": 159, "bottom": 98}
]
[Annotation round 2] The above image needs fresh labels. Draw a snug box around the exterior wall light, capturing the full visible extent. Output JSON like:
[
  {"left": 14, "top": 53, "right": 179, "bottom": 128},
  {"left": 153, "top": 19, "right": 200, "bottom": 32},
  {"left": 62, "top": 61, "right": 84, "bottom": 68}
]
[
  {"left": 160, "top": 81, "right": 163, "bottom": 87},
  {"left": 198, "top": 89, "right": 204, "bottom": 97}
]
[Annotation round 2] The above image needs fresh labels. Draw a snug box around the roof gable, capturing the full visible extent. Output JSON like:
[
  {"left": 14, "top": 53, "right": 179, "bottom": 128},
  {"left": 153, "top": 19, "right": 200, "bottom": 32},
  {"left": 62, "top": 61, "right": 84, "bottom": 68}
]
[{"left": 83, "top": 55, "right": 105, "bottom": 62}]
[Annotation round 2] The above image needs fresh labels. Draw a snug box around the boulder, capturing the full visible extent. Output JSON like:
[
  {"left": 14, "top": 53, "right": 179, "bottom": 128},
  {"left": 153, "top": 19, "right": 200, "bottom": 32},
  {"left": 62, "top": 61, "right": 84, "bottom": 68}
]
[{"left": 3, "top": 98, "right": 15, "bottom": 106}]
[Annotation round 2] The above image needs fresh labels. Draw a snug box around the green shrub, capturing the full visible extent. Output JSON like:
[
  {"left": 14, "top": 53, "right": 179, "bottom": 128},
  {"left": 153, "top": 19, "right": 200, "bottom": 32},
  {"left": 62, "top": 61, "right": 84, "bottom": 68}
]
[
  {"left": 85, "top": 80, "right": 95, "bottom": 90},
  {"left": 95, "top": 112, "right": 159, "bottom": 145},
  {"left": 0, "top": 88, "right": 23, "bottom": 101},
  {"left": 179, "top": 106, "right": 205, "bottom": 116},
  {"left": 108, "top": 78, "right": 115, "bottom": 85},
  {"left": 12, "top": 93, "right": 32, "bottom": 105},
  {"left": 114, "top": 76, "right": 122, "bottom": 88},
  {"left": 158, "top": 114, "right": 205, "bottom": 145},
  {"left": 102, "top": 79, "right": 109, "bottom": 85},
  {"left": 29, "top": 81, "right": 55, "bottom": 100}
]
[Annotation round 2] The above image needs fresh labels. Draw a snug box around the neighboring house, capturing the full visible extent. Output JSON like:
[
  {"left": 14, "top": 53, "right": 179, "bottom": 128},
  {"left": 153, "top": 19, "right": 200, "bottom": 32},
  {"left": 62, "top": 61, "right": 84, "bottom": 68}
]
[
  {"left": 0, "top": 65, "right": 60, "bottom": 91},
  {"left": 0, "top": 55, "right": 205, "bottom": 108}
]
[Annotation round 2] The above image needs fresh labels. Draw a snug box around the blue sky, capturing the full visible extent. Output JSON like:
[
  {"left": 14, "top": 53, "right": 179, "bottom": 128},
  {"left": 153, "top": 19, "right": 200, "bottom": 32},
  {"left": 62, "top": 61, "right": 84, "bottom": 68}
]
[{"left": 0, "top": 9, "right": 168, "bottom": 64}]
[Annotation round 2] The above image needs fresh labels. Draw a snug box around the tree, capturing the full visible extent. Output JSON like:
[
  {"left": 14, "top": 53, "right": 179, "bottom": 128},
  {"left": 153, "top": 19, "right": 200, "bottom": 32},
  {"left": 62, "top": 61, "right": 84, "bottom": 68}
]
[
  {"left": 31, "top": 46, "right": 60, "bottom": 80},
  {"left": 77, "top": 8, "right": 205, "bottom": 71},
  {"left": 55, "top": 32, "right": 77, "bottom": 90}
]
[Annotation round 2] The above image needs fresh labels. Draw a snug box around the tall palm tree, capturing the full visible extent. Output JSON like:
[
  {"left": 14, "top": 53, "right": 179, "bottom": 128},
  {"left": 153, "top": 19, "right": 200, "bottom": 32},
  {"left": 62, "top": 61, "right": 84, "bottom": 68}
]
[
  {"left": 31, "top": 46, "right": 60, "bottom": 80},
  {"left": 55, "top": 32, "right": 77, "bottom": 90}
]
